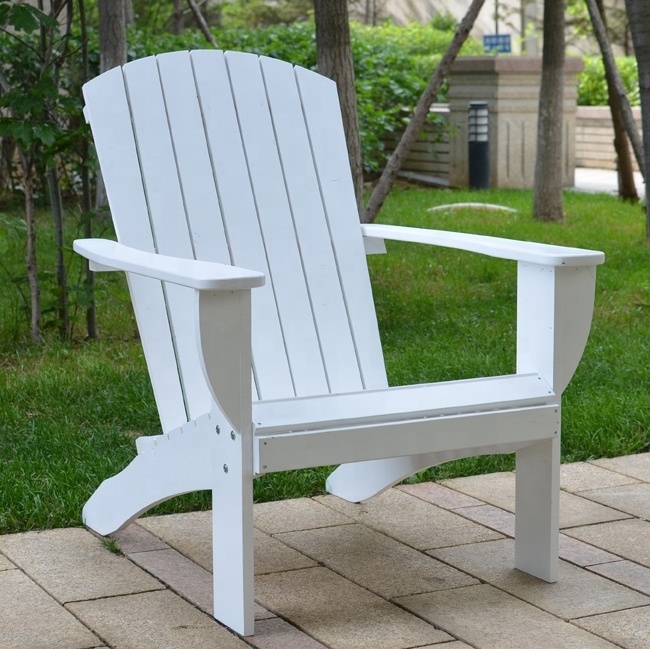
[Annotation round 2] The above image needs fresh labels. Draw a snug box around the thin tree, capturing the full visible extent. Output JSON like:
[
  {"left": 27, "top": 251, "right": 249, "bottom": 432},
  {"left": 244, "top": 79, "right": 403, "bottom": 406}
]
[
  {"left": 533, "top": 0, "right": 566, "bottom": 222},
  {"left": 585, "top": 0, "right": 644, "bottom": 178},
  {"left": 98, "top": 0, "right": 127, "bottom": 73},
  {"left": 172, "top": 0, "right": 184, "bottom": 35},
  {"left": 313, "top": 0, "right": 364, "bottom": 215},
  {"left": 96, "top": 0, "right": 127, "bottom": 209},
  {"left": 625, "top": 0, "right": 650, "bottom": 243},
  {"left": 78, "top": 0, "right": 97, "bottom": 338},
  {"left": 364, "top": 0, "right": 486, "bottom": 223},
  {"left": 187, "top": 0, "right": 218, "bottom": 47}
]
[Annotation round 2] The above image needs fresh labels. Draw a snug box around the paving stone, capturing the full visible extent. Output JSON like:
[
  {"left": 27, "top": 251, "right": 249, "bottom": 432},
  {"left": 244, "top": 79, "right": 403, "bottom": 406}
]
[
  {"left": 139, "top": 511, "right": 213, "bottom": 570},
  {"left": 247, "top": 617, "right": 329, "bottom": 649},
  {"left": 130, "top": 548, "right": 214, "bottom": 614},
  {"left": 578, "top": 483, "right": 650, "bottom": 519},
  {"left": 564, "top": 520, "right": 650, "bottom": 568},
  {"left": 0, "top": 569, "right": 100, "bottom": 649},
  {"left": 397, "top": 584, "right": 619, "bottom": 648},
  {"left": 256, "top": 567, "right": 452, "bottom": 649},
  {"left": 0, "top": 553, "right": 14, "bottom": 571},
  {"left": 254, "top": 497, "right": 353, "bottom": 534},
  {"left": 139, "top": 512, "right": 316, "bottom": 574},
  {"left": 591, "top": 454, "right": 650, "bottom": 482},
  {"left": 559, "top": 534, "right": 620, "bottom": 567},
  {"left": 453, "top": 504, "right": 515, "bottom": 536},
  {"left": 0, "top": 527, "right": 164, "bottom": 603},
  {"left": 430, "top": 538, "right": 649, "bottom": 619},
  {"left": 397, "top": 482, "right": 484, "bottom": 509},
  {"left": 276, "top": 523, "right": 478, "bottom": 599},
  {"left": 68, "top": 590, "right": 248, "bottom": 649},
  {"left": 441, "top": 472, "right": 516, "bottom": 511},
  {"left": 131, "top": 547, "right": 279, "bottom": 622},
  {"left": 573, "top": 606, "right": 650, "bottom": 649},
  {"left": 560, "top": 462, "right": 640, "bottom": 492},
  {"left": 316, "top": 489, "right": 502, "bottom": 550},
  {"left": 113, "top": 523, "right": 170, "bottom": 554},
  {"left": 441, "top": 471, "right": 631, "bottom": 528},
  {"left": 588, "top": 561, "right": 650, "bottom": 595}
]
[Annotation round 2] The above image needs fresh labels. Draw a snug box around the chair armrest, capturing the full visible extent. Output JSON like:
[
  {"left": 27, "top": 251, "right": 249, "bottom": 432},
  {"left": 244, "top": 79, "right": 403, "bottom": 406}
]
[
  {"left": 361, "top": 223, "right": 605, "bottom": 267},
  {"left": 74, "top": 239, "right": 265, "bottom": 290}
]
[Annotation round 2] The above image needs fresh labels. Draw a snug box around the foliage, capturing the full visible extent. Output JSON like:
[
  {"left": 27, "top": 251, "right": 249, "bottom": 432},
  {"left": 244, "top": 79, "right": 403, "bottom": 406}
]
[
  {"left": 578, "top": 56, "right": 640, "bottom": 106},
  {"left": 220, "top": 0, "right": 313, "bottom": 29},
  {"left": 1, "top": 188, "right": 648, "bottom": 532},
  {"left": 127, "top": 20, "right": 481, "bottom": 173}
]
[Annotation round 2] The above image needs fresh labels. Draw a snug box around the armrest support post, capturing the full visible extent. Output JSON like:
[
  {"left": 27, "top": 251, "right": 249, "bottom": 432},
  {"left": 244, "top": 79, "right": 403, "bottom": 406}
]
[{"left": 516, "top": 262, "right": 598, "bottom": 395}]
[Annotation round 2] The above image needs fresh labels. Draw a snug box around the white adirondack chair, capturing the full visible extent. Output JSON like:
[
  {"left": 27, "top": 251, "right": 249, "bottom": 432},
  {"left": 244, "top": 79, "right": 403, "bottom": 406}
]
[{"left": 74, "top": 50, "right": 604, "bottom": 636}]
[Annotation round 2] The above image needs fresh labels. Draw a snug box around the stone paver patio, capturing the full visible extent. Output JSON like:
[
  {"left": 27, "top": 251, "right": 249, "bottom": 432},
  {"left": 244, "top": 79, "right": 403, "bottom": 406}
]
[{"left": 2, "top": 454, "right": 650, "bottom": 648}]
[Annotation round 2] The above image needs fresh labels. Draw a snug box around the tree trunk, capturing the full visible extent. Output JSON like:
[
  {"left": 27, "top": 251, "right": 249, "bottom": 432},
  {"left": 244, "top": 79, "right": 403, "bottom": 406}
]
[
  {"left": 592, "top": 0, "right": 638, "bottom": 201},
  {"left": 625, "top": 0, "right": 650, "bottom": 244},
  {"left": 313, "top": 0, "right": 364, "bottom": 216},
  {"left": 533, "top": 0, "right": 566, "bottom": 222},
  {"left": 96, "top": 0, "right": 127, "bottom": 209},
  {"left": 98, "top": 0, "right": 127, "bottom": 74},
  {"left": 586, "top": 0, "right": 644, "bottom": 178},
  {"left": 78, "top": 0, "right": 97, "bottom": 339},
  {"left": 172, "top": 0, "right": 184, "bottom": 35},
  {"left": 187, "top": 0, "right": 218, "bottom": 47},
  {"left": 364, "top": 0, "right": 486, "bottom": 223},
  {"left": 46, "top": 166, "right": 69, "bottom": 340},
  {"left": 18, "top": 147, "right": 42, "bottom": 342}
]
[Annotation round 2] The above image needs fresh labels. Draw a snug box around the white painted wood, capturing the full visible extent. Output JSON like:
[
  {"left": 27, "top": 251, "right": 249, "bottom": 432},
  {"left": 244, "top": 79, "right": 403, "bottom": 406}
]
[
  {"left": 517, "top": 263, "right": 599, "bottom": 394},
  {"left": 256, "top": 404, "right": 560, "bottom": 474},
  {"left": 78, "top": 49, "right": 605, "bottom": 637},
  {"left": 515, "top": 435, "right": 560, "bottom": 582},
  {"left": 122, "top": 55, "right": 212, "bottom": 423},
  {"left": 224, "top": 51, "right": 329, "bottom": 397},
  {"left": 82, "top": 64, "right": 186, "bottom": 432},
  {"left": 190, "top": 50, "right": 294, "bottom": 400},
  {"left": 260, "top": 55, "right": 364, "bottom": 393},
  {"left": 82, "top": 411, "right": 217, "bottom": 535},
  {"left": 295, "top": 65, "right": 388, "bottom": 390},
  {"left": 362, "top": 223, "right": 606, "bottom": 267},
  {"left": 73, "top": 240, "right": 264, "bottom": 291},
  {"left": 254, "top": 373, "right": 554, "bottom": 434}
]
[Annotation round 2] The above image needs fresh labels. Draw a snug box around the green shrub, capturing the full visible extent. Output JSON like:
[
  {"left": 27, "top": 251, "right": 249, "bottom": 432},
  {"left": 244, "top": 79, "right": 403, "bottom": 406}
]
[
  {"left": 578, "top": 56, "right": 639, "bottom": 106},
  {"left": 127, "top": 21, "right": 481, "bottom": 172}
]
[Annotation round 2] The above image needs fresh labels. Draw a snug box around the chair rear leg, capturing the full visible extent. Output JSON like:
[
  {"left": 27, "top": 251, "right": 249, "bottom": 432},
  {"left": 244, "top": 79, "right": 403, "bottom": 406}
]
[{"left": 514, "top": 434, "right": 560, "bottom": 582}]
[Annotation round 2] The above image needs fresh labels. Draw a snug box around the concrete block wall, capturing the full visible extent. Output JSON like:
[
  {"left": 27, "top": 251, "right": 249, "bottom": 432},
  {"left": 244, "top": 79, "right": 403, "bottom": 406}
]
[{"left": 575, "top": 106, "right": 642, "bottom": 171}]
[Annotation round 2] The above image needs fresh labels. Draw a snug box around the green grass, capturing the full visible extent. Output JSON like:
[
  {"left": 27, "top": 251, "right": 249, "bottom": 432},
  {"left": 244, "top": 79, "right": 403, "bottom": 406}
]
[{"left": 1, "top": 187, "right": 648, "bottom": 533}]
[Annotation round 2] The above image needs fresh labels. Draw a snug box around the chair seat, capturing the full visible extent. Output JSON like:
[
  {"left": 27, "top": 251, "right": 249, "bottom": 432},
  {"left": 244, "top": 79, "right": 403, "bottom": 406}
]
[{"left": 254, "top": 373, "right": 559, "bottom": 473}]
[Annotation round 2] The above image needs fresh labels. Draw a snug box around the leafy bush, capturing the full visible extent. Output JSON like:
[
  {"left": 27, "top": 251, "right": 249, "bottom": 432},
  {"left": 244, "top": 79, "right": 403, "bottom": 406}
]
[
  {"left": 578, "top": 56, "right": 639, "bottom": 106},
  {"left": 127, "top": 21, "right": 481, "bottom": 172}
]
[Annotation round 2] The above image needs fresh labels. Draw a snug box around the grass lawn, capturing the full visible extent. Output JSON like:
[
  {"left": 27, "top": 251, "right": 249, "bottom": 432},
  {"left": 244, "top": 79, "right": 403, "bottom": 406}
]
[{"left": 1, "top": 186, "right": 649, "bottom": 533}]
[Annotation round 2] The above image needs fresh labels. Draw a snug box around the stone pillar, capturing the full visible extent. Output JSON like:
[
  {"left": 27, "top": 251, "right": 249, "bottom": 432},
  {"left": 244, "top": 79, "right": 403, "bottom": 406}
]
[{"left": 448, "top": 57, "right": 583, "bottom": 189}]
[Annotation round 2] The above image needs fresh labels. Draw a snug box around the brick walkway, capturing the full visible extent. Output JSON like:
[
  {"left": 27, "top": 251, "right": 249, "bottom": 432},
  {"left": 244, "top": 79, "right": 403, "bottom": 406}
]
[{"left": 2, "top": 454, "right": 650, "bottom": 648}]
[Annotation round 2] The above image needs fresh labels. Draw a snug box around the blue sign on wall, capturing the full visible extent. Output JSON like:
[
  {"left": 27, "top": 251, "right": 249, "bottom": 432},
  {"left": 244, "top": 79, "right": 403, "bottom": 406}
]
[{"left": 483, "top": 34, "right": 512, "bottom": 53}]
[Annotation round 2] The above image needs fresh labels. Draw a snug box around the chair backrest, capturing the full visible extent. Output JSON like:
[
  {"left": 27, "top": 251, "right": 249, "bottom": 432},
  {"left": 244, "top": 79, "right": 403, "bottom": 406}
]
[{"left": 83, "top": 50, "right": 388, "bottom": 433}]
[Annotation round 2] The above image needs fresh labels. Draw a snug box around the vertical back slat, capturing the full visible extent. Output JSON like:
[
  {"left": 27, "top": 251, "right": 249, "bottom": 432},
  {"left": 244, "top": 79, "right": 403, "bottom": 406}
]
[
  {"left": 295, "top": 65, "right": 388, "bottom": 390},
  {"left": 260, "top": 56, "right": 364, "bottom": 393},
  {"left": 190, "top": 50, "right": 295, "bottom": 400},
  {"left": 123, "top": 55, "right": 211, "bottom": 420},
  {"left": 83, "top": 66, "right": 187, "bottom": 432},
  {"left": 223, "top": 51, "right": 329, "bottom": 397}
]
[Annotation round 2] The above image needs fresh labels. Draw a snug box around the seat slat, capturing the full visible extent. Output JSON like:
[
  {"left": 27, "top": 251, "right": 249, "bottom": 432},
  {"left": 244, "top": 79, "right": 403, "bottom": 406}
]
[
  {"left": 260, "top": 56, "right": 364, "bottom": 394},
  {"left": 254, "top": 373, "right": 555, "bottom": 434},
  {"left": 82, "top": 66, "right": 187, "bottom": 432},
  {"left": 191, "top": 50, "right": 295, "bottom": 400},
  {"left": 295, "top": 66, "right": 388, "bottom": 390},
  {"left": 224, "top": 51, "right": 329, "bottom": 397}
]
